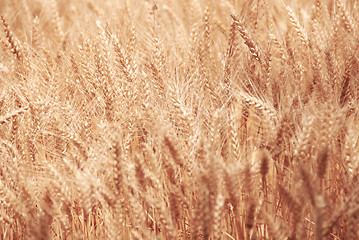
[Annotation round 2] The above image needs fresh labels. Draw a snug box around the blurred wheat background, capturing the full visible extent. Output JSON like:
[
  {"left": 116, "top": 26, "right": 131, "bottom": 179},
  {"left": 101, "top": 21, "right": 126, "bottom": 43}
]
[{"left": 0, "top": 0, "right": 358, "bottom": 239}]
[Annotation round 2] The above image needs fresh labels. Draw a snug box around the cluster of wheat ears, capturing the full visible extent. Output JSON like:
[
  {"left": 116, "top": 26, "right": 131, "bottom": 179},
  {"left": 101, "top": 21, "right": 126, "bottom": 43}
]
[{"left": 0, "top": 0, "right": 358, "bottom": 239}]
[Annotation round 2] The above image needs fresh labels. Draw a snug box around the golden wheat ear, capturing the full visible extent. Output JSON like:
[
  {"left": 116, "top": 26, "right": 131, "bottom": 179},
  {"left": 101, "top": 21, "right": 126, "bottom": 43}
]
[
  {"left": 230, "top": 12, "right": 261, "bottom": 63},
  {"left": 286, "top": 6, "right": 310, "bottom": 49},
  {"left": 1, "top": 15, "right": 22, "bottom": 61}
]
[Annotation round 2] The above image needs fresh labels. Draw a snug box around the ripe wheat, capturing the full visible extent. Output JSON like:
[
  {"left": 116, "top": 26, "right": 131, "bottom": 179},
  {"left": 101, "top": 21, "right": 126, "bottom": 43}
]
[{"left": 0, "top": 0, "right": 358, "bottom": 239}]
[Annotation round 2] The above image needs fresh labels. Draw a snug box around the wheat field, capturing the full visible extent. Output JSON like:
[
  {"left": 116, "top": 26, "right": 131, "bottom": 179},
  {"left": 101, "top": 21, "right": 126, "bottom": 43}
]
[{"left": 0, "top": 0, "right": 358, "bottom": 239}]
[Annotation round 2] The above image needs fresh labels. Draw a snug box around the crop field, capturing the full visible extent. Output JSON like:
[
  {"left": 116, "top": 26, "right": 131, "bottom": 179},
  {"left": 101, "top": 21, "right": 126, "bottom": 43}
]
[{"left": 0, "top": 0, "right": 358, "bottom": 239}]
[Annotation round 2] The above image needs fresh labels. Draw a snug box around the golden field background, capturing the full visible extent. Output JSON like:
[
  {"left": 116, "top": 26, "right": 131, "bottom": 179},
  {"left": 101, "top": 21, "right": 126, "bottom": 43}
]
[{"left": 0, "top": 0, "right": 358, "bottom": 239}]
